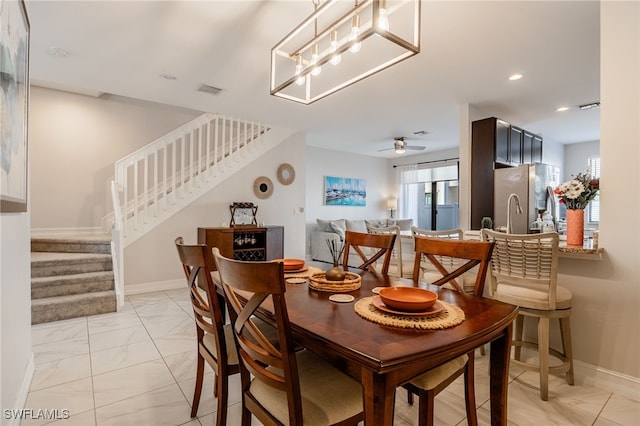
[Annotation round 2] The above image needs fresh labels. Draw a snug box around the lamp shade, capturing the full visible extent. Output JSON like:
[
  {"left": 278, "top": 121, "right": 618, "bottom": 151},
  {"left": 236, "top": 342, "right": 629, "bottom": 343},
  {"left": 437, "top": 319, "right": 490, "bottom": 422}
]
[{"left": 387, "top": 197, "right": 397, "bottom": 210}]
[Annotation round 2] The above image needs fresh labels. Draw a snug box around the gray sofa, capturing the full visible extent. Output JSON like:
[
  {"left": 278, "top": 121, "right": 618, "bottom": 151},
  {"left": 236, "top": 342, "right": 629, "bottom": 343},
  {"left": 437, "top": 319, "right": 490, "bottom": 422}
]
[{"left": 310, "top": 218, "right": 413, "bottom": 265}]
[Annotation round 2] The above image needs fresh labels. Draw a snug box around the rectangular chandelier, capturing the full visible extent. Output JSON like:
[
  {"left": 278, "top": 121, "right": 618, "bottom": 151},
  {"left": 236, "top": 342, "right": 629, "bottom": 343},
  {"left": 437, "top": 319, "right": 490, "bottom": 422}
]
[{"left": 270, "top": 0, "right": 421, "bottom": 105}]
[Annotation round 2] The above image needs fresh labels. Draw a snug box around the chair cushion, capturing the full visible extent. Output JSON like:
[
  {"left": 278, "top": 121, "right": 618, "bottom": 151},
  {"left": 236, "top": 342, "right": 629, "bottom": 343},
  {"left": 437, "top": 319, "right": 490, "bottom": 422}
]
[
  {"left": 202, "top": 324, "right": 239, "bottom": 365},
  {"left": 408, "top": 355, "right": 468, "bottom": 390},
  {"left": 249, "top": 350, "right": 362, "bottom": 425},
  {"left": 494, "top": 284, "right": 572, "bottom": 310}
]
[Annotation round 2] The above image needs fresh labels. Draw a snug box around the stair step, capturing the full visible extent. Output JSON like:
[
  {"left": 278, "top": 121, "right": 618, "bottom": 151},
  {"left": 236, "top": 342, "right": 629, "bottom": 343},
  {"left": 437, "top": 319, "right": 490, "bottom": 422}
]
[
  {"left": 32, "top": 236, "right": 111, "bottom": 254},
  {"left": 32, "top": 271, "right": 114, "bottom": 299},
  {"left": 31, "top": 252, "right": 112, "bottom": 278},
  {"left": 31, "top": 291, "right": 117, "bottom": 325}
]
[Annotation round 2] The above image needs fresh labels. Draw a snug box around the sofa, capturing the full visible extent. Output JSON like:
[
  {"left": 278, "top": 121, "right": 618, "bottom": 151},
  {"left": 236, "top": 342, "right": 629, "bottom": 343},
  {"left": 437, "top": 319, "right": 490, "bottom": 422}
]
[{"left": 310, "top": 218, "right": 413, "bottom": 266}]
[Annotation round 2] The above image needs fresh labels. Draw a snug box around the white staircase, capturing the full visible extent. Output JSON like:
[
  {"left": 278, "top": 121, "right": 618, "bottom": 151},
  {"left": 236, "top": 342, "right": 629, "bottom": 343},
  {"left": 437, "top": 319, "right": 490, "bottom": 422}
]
[{"left": 109, "top": 113, "right": 294, "bottom": 307}]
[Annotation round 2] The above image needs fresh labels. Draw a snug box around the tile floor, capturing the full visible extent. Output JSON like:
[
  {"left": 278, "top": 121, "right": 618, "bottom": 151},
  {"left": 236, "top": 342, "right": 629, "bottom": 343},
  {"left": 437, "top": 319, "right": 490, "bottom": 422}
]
[{"left": 26, "top": 289, "right": 640, "bottom": 426}]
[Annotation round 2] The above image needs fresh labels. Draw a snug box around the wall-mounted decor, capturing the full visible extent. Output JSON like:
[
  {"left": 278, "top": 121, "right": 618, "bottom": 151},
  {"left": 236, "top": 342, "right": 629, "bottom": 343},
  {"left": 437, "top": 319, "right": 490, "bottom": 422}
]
[
  {"left": 276, "top": 163, "right": 295, "bottom": 185},
  {"left": 0, "top": 0, "right": 29, "bottom": 212},
  {"left": 324, "top": 176, "right": 366, "bottom": 206},
  {"left": 253, "top": 176, "right": 273, "bottom": 199}
]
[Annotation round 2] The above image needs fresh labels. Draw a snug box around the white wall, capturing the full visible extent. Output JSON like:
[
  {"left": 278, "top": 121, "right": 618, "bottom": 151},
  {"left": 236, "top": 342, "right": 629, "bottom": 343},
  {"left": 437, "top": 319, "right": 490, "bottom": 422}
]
[
  {"left": 557, "top": 1, "right": 639, "bottom": 380},
  {"left": 29, "top": 87, "right": 201, "bottom": 231},
  {"left": 304, "top": 147, "right": 391, "bottom": 255},
  {"left": 124, "top": 132, "right": 307, "bottom": 287},
  {"left": 563, "top": 140, "right": 599, "bottom": 181},
  {"left": 0, "top": 213, "right": 32, "bottom": 416}
]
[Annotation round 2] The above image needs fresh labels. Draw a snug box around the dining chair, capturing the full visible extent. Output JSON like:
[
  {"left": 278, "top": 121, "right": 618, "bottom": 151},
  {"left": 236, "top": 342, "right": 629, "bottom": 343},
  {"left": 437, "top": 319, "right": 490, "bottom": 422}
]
[
  {"left": 366, "top": 225, "right": 414, "bottom": 278},
  {"left": 174, "top": 237, "right": 239, "bottom": 425},
  {"left": 342, "top": 230, "right": 396, "bottom": 274},
  {"left": 404, "top": 236, "right": 495, "bottom": 426},
  {"left": 481, "top": 229, "right": 574, "bottom": 401},
  {"left": 212, "top": 248, "right": 364, "bottom": 426},
  {"left": 411, "top": 227, "right": 482, "bottom": 294}
]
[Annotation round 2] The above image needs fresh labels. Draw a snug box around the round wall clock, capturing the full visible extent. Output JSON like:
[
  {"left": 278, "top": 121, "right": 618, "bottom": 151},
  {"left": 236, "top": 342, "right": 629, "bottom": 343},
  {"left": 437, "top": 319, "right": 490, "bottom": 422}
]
[
  {"left": 277, "top": 163, "right": 296, "bottom": 185},
  {"left": 253, "top": 176, "right": 274, "bottom": 199}
]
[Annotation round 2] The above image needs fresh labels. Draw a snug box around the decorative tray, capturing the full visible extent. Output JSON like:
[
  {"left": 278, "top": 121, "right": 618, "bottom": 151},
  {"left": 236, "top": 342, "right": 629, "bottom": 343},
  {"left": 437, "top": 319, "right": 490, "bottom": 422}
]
[{"left": 308, "top": 272, "right": 362, "bottom": 293}]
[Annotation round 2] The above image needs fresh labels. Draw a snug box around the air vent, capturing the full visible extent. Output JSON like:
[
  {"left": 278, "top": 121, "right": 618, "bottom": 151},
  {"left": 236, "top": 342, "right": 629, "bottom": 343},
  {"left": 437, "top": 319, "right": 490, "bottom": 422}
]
[
  {"left": 578, "top": 101, "right": 600, "bottom": 110},
  {"left": 198, "top": 84, "right": 222, "bottom": 95}
]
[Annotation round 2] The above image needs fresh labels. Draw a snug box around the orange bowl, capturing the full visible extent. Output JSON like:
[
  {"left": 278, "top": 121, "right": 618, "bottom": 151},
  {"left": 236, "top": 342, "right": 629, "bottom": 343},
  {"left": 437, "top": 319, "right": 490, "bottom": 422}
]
[
  {"left": 275, "top": 258, "right": 305, "bottom": 271},
  {"left": 378, "top": 287, "right": 438, "bottom": 312}
]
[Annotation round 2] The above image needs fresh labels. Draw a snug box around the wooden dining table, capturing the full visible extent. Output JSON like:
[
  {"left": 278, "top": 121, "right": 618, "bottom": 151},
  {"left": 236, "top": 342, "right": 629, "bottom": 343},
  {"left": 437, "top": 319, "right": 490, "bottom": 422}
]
[{"left": 273, "top": 266, "right": 518, "bottom": 426}]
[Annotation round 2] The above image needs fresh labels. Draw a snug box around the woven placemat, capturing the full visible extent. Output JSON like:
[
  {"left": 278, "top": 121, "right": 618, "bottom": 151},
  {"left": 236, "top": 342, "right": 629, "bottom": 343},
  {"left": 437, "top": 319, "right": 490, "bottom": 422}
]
[
  {"left": 308, "top": 272, "right": 362, "bottom": 293},
  {"left": 354, "top": 296, "right": 465, "bottom": 330},
  {"left": 285, "top": 266, "right": 323, "bottom": 284}
]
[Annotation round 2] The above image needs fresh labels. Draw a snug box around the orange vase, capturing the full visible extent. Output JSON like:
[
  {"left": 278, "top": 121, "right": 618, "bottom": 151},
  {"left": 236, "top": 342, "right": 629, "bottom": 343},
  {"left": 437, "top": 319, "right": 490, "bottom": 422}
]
[{"left": 566, "top": 209, "right": 584, "bottom": 246}]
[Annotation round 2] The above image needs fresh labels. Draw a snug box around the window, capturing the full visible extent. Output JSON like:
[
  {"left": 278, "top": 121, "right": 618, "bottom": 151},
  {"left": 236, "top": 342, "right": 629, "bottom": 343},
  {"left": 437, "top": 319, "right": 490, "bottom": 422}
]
[{"left": 588, "top": 156, "right": 600, "bottom": 223}]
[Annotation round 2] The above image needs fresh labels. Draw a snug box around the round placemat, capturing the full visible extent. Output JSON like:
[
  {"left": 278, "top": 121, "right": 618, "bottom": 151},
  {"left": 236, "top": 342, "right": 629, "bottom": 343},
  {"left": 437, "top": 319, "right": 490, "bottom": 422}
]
[
  {"left": 286, "top": 277, "right": 307, "bottom": 284},
  {"left": 284, "top": 266, "right": 323, "bottom": 279},
  {"left": 309, "top": 272, "right": 362, "bottom": 293},
  {"left": 354, "top": 296, "right": 465, "bottom": 330}
]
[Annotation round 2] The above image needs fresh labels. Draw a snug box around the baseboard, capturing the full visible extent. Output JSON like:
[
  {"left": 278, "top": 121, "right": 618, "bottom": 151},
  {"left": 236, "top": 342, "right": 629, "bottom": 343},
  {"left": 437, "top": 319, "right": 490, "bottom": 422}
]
[
  {"left": 31, "top": 227, "right": 108, "bottom": 238},
  {"left": 5, "top": 353, "right": 35, "bottom": 426},
  {"left": 574, "top": 359, "right": 640, "bottom": 400},
  {"left": 124, "top": 279, "right": 184, "bottom": 296}
]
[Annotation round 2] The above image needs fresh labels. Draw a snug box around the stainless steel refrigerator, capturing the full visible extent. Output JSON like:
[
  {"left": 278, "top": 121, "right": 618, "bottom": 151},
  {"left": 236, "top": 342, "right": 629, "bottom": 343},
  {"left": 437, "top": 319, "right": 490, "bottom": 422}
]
[{"left": 493, "top": 163, "right": 560, "bottom": 234}]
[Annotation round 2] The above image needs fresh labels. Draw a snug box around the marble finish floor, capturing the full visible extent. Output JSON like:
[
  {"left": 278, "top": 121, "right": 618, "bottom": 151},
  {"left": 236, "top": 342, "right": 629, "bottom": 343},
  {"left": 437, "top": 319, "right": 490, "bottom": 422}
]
[{"left": 26, "top": 289, "right": 639, "bottom": 425}]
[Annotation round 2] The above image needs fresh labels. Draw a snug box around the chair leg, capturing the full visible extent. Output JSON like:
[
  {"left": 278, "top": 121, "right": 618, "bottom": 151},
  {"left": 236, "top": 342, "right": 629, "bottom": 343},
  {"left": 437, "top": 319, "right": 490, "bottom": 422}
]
[
  {"left": 464, "top": 354, "right": 478, "bottom": 426},
  {"left": 514, "top": 315, "right": 525, "bottom": 361},
  {"left": 538, "top": 317, "right": 550, "bottom": 401},
  {"left": 215, "top": 371, "right": 229, "bottom": 426},
  {"left": 191, "top": 353, "right": 205, "bottom": 417},
  {"left": 417, "top": 389, "right": 436, "bottom": 426},
  {"left": 560, "top": 316, "right": 575, "bottom": 385}
]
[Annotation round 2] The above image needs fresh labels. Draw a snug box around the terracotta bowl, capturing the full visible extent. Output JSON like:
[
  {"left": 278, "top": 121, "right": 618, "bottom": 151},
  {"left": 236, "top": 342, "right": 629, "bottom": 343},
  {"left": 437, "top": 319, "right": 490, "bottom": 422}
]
[
  {"left": 378, "top": 287, "right": 438, "bottom": 312},
  {"left": 275, "top": 258, "right": 305, "bottom": 271}
]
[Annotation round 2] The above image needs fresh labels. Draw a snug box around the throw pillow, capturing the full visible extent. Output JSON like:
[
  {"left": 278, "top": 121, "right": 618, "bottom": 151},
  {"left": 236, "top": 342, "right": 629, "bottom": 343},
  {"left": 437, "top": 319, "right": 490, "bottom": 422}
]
[
  {"left": 345, "top": 219, "right": 368, "bottom": 233},
  {"left": 326, "top": 221, "right": 345, "bottom": 240},
  {"left": 395, "top": 219, "right": 413, "bottom": 231}
]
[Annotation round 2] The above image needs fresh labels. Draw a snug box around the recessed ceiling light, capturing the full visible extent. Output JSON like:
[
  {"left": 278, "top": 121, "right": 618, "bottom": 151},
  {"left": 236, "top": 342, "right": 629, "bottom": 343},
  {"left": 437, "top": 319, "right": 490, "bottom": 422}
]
[
  {"left": 160, "top": 73, "right": 177, "bottom": 81},
  {"left": 508, "top": 73, "right": 523, "bottom": 81},
  {"left": 556, "top": 106, "right": 570, "bottom": 112}
]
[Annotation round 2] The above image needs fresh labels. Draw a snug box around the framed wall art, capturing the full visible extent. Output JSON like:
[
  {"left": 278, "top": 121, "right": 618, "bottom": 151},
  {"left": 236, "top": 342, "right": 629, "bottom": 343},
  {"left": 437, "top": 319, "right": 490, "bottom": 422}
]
[
  {"left": 324, "top": 176, "right": 366, "bottom": 206},
  {"left": 1, "top": 0, "right": 30, "bottom": 212}
]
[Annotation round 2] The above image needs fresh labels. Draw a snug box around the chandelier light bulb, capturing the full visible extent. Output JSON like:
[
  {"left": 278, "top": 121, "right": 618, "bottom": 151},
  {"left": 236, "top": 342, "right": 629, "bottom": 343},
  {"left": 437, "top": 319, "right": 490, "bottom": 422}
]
[
  {"left": 295, "top": 55, "right": 306, "bottom": 86},
  {"left": 329, "top": 30, "right": 342, "bottom": 65},
  {"left": 311, "top": 43, "right": 322, "bottom": 76},
  {"left": 349, "top": 15, "right": 362, "bottom": 53},
  {"left": 378, "top": 1, "right": 390, "bottom": 31}
]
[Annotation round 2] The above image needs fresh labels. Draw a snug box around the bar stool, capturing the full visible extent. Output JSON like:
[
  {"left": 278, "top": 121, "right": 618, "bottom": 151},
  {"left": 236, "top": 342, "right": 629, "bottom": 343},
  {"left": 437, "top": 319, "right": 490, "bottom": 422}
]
[{"left": 482, "top": 230, "right": 574, "bottom": 400}]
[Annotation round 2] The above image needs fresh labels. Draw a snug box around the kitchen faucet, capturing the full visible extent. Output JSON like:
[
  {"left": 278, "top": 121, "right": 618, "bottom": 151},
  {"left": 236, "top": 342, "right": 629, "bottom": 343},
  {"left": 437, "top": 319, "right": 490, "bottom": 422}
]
[{"left": 506, "top": 193, "right": 523, "bottom": 234}]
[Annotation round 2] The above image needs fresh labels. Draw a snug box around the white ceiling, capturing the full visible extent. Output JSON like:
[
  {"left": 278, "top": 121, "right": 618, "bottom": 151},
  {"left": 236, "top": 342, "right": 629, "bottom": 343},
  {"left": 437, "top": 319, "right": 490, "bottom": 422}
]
[{"left": 25, "top": 0, "right": 601, "bottom": 158}]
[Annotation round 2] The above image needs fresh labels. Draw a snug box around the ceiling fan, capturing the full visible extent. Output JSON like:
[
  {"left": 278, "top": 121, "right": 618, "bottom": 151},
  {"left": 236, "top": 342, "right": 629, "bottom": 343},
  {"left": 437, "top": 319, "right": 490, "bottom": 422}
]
[{"left": 378, "top": 137, "right": 426, "bottom": 154}]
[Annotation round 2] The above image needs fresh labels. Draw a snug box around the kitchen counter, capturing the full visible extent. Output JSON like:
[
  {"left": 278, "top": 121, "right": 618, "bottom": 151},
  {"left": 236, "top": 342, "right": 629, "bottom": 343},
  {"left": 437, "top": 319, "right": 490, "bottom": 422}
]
[{"left": 559, "top": 238, "right": 603, "bottom": 260}]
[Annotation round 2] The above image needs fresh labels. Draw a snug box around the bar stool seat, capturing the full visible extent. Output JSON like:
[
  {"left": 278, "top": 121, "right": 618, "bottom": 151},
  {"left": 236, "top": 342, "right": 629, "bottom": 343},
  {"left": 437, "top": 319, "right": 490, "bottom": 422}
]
[{"left": 482, "top": 230, "right": 574, "bottom": 401}]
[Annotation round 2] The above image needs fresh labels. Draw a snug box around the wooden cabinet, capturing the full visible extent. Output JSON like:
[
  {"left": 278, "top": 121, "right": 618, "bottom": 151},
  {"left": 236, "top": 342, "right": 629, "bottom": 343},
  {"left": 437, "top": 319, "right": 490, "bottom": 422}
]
[
  {"left": 197, "top": 226, "right": 284, "bottom": 266},
  {"left": 470, "top": 117, "right": 543, "bottom": 229}
]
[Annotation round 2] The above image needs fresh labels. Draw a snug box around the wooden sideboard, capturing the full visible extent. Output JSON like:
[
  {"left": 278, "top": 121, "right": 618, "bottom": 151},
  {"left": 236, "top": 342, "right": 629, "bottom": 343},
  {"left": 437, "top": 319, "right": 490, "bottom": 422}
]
[{"left": 197, "top": 226, "right": 284, "bottom": 266}]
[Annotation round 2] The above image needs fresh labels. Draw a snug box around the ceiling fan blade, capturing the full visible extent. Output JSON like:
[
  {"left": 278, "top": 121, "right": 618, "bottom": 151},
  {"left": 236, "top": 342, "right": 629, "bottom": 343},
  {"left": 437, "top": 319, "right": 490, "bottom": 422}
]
[
  {"left": 377, "top": 147, "right": 395, "bottom": 152},
  {"left": 406, "top": 146, "right": 426, "bottom": 150}
]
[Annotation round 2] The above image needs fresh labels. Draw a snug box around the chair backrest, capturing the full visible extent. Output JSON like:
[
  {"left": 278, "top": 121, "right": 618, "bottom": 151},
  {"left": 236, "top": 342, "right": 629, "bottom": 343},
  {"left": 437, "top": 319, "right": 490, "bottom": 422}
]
[
  {"left": 211, "top": 248, "right": 305, "bottom": 424},
  {"left": 174, "top": 237, "right": 230, "bottom": 368},
  {"left": 366, "top": 225, "right": 403, "bottom": 276},
  {"left": 343, "top": 230, "right": 396, "bottom": 274},
  {"left": 412, "top": 236, "right": 495, "bottom": 296},
  {"left": 481, "top": 229, "right": 560, "bottom": 309}
]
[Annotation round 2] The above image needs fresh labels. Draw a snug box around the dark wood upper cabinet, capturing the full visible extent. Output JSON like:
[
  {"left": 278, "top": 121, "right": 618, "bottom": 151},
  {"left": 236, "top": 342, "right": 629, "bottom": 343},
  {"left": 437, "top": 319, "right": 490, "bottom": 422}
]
[
  {"left": 470, "top": 117, "right": 543, "bottom": 229},
  {"left": 509, "top": 126, "right": 523, "bottom": 165}
]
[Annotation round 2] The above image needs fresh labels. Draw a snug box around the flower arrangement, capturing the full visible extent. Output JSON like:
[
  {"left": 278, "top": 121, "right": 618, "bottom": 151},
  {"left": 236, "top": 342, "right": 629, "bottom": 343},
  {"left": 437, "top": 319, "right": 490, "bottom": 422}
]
[{"left": 554, "top": 170, "right": 600, "bottom": 210}]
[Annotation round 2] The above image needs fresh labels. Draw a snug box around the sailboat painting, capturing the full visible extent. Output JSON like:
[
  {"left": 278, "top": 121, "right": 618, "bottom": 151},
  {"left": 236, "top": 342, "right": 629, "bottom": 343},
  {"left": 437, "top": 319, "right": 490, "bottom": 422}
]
[{"left": 324, "top": 176, "right": 366, "bottom": 206}]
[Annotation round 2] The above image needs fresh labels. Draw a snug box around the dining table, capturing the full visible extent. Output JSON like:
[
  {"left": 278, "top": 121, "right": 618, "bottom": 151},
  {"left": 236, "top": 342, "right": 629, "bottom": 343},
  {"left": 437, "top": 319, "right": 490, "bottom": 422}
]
[
  {"left": 251, "top": 263, "right": 519, "bottom": 426},
  {"left": 214, "top": 260, "right": 518, "bottom": 425}
]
